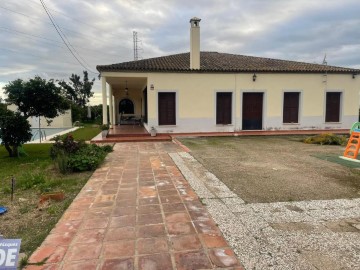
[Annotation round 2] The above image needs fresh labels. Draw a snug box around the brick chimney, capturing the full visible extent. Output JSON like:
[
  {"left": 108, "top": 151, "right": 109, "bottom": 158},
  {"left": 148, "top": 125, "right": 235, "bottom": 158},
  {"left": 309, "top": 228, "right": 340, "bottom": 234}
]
[{"left": 190, "top": 17, "right": 201, "bottom": 69}]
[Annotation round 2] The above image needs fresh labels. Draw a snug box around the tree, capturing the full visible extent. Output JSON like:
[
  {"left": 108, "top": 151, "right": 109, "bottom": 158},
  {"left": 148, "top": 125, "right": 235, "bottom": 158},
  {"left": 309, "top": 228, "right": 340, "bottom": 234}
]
[
  {"left": 4, "top": 76, "right": 70, "bottom": 119},
  {"left": 58, "top": 71, "right": 95, "bottom": 107},
  {"left": 0, "top": 108, "right": 32, "bottom": 157}
]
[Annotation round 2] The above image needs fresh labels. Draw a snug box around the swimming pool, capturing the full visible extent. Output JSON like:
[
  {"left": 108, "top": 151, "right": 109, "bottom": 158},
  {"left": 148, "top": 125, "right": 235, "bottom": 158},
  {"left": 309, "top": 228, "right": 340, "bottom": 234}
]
[{"left": 0, "top": 127, "right": 77, "bottom": 144}]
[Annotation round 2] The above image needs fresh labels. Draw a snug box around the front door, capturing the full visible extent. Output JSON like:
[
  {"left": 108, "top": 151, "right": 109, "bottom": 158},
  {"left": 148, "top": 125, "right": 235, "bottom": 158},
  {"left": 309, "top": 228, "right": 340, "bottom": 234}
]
[
  {"left": 242, "top": 93, "right": 263, "bottom": 130},
  {"left": 158, "top": 92, "right": 176, "bottom": 125}
]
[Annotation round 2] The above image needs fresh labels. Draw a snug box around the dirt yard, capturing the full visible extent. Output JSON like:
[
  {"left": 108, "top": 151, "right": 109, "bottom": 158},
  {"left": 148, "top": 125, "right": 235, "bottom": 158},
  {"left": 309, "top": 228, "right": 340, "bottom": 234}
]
[{"left": 179, "top": 136, "right": 360, "bottom": 203}]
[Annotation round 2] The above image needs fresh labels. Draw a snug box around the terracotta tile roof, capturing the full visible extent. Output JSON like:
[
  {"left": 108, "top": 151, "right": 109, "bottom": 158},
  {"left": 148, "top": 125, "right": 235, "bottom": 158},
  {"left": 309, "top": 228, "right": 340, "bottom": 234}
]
[{"left": 97, "top": 52, "right": 359, "bottom": 74}]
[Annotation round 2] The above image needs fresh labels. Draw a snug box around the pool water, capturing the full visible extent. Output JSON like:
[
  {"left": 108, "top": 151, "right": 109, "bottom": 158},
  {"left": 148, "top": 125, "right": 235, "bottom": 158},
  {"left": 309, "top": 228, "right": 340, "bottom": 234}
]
[{"left": 0, "top": 128, "right": 70, "bottom": 143}]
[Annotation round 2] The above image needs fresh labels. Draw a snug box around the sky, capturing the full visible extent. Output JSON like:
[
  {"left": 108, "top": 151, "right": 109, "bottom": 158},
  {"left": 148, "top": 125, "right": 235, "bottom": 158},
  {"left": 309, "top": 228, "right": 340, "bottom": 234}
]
[{"left": 1, "top": 0, "right": 360, "bottom": 104}]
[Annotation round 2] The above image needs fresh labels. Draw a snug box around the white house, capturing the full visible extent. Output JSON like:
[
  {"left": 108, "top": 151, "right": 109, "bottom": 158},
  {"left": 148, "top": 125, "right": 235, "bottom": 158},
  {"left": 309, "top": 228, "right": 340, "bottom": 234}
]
[{"left": 97, "top": 18, "right": 360, "bottom": 134}]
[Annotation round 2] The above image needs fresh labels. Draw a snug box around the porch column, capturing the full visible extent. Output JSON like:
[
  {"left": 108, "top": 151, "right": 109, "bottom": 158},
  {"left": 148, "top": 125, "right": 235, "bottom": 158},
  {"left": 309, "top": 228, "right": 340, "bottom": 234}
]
[
  {"left": 112, "top": 96, "right": 116, "bottom": 125},
  {"left": 102, "top": 76, "right": 108, "bottom": 125},
  {"left": 109, "top": 85, "right": 114, "bottom": 127}
]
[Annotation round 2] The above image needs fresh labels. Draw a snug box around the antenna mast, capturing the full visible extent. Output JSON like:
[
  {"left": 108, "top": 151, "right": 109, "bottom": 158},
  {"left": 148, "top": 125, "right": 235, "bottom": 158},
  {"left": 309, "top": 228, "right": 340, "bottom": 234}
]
[{"left": 133, "top": 31, "right": 139, "bottom": 61}]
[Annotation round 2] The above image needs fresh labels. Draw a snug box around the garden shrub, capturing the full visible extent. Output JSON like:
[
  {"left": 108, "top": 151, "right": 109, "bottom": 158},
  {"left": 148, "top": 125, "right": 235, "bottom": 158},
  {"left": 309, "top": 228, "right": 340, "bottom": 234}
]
[
  {"left": 50, "top": 134, "right": 83, "bottom": 159},
  {"left": 50, "top": 135, "right": 111, "bottom": 173},
  {"left": 303, "top": 133, "right": 348, "bottom": 145},
  {"left": 68, "top": 144, "right": 107, "bottom": 171}
]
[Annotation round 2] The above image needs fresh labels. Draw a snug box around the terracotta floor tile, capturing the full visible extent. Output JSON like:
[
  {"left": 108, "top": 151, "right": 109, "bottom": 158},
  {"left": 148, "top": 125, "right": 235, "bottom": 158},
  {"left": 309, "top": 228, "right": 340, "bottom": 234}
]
[
  {"left": 139, "top": 197, "right": 159, "bottom": 205},
  {"left": 61, "top": 260, "right": 98, "bottom": 270},
  {"left": 94, "top": 194, "right": 117, "bottom": 203},
  {"left": 43, "top": 232, "right": 74, "bottom": 246},
  {"left": 138, "top": 204, "right": 161, "bottom": 215},
  {"left": 162, "top": 203, "right": 186, "bottom": 213},
  {"left": 138, "top": 186, "right": 157, "bottom": 196},
  {"left": 137, "top": 213, "right": 163, "bottom": 225},
  {"left": 137, "top": 224, "right": 166, "bottom": 238},
  {"left": 160, "top": 195, "right": 182, "bottom": 204},
  {"left": 100, "top": 258, "right": 134, "bottom": 270},
  {"left": 110, "top": 215, "right": 136, "bottom": 228},
  {"left": 73, "top": 228, "right": 105, "bottom": 244},
  {"left": 81, "top": 217, "right": 109, "bottom": 230},
  {"left": 170, "top": 234, "right": 202, "bottom": 251},
  {"left": 112, "top": 206, "right": 137, "bottom": 217},
  {"left": 158, "top": 189, "right": 179, "bottom": 197},
  {"left": 188, "top": 210, "right": 211, "bottom": 222},
  {"left": 29, "top": 245, "right": 67, "bottom": 264},
  {"left": 208, "top": 248, "right": 240, "bottom": 268},
  {"left": 200, "top": 234, "right": 228, "bottom": 248},
  {"left": 116, "top": 199, "right": 137, "bottom": 207},
  {"left": 193, "top": 220, "right": 221, "bottom": 235},
  {"left": 105, "top": 227, "right": 136, "bottom": 241},
  {"left": 65, "top": 243, "right": 102, "bottom": 261},
  {"left": 86, "top": 207, "right": 113, "bottom": 219},
  {"left": 138, "top": 253, "right": 172, "bottom": 270},
  {"left": 91, "top": 201, "right": 114, "bottom": 208},
  {"left": 137, "top": 237, "right": 169, "bottom": 255},
  {"left": 61, "top": 211, "right": 85, "bottom": 221},
  {"left": 167, "top": 222, "right": 196, "bottom": 236},
  {"left": 51, "top": 220, "right": 82, "bottom": 234},
  {"left": 165, "top": 212, "right": 191, "bottom": 223},
  {"left": 25, "top": 264, "right": 59, "bottom": 270},
  {"left": 102, "top": 240, "right": 135, "bottom": 259},
  {"left": 174, "top": 251, "right": 212, "bottom": 270},
  {"left": 116, "top": 193, "right": 136, "bottom": 200}
]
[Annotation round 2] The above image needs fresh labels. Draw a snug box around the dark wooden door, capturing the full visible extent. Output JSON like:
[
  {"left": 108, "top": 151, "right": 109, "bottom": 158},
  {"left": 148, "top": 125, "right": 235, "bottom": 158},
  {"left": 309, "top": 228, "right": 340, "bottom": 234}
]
[
  {"left": 283, "top": 92, "right": 299, "bottom": 123},
  {"left": 216, "top": 92, "right": 232, "bottom": 124},
  {"left": 325, "top": 92, "right": 341, "bottom": 122},
  {"left": 242, "top": 93, "right": 263, "bottom": 130},
  {"left": 158, "top": 92, "right": 176, "bottom": 125}
]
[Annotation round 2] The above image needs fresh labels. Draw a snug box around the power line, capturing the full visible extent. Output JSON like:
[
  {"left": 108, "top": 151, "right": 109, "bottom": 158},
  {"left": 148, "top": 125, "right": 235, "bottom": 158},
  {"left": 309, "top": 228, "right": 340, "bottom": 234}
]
[
  {"left": 25, "top": 0, "right": 127, "bottom": 40},
  {"left": 0, "top": 27, "right": 120, "bottom": 57},
  {"left": 39, "top": 0, "right": 98, "bottom": 75},
  {"left": 0, "top": 4, "right": 130, "bottom": 49}
]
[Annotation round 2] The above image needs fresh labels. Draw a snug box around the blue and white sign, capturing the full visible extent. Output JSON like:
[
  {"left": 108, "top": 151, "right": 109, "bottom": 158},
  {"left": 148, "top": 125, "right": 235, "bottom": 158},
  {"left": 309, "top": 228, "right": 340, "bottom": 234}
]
[{"left": 0, "top": 238, "right": 21, "bottom": 270}]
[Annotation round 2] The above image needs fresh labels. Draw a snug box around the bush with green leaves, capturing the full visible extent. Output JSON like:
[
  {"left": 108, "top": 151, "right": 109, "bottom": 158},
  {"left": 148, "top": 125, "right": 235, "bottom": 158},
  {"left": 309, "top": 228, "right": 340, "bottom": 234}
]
[
  {"left": 50, "top": 134, "right": 83, "bottom": 159},
  {"left": 303, "top": 133, "right": 348, "bottom": 145},
  {"left": 50, "top": 135, "right": 113, "bottom": 173},
  {"left": 68, "top": 144, "right": 107, "bottom": 171}
]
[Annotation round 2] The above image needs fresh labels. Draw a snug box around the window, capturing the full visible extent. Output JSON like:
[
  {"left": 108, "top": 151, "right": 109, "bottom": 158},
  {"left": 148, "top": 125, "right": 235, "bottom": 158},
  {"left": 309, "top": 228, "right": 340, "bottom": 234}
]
[
  {"left": 158, "top": 92, "right": 176, "bottom": 125},
  {"left": 216, "top": 92, "right": 232, "bottom": 125},
  {"left": 283, "top": 92, "right": 300, "bottom": 123},
  {"left": 325, "top": 92, "right": 341, "bottom": 122},
  {"left": 119, "top": 99, "right": 134, "bottom": 114}
]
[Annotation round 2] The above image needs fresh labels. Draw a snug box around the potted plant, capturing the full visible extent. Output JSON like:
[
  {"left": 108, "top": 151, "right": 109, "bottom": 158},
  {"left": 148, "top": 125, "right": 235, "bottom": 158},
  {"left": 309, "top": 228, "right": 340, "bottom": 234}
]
[
  {"left": 150, "top": 126, "right": 157, "bottom": 137},
  {"left": 100, "top": 124, "right": 109, "bottom": 138}
]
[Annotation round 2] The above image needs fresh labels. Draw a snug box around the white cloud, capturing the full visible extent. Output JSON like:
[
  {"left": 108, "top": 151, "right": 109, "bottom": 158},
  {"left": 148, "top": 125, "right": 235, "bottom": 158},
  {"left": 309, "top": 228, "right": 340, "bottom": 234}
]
[{"left": 0, "top": 0, "right": 358, "bottom": 96}]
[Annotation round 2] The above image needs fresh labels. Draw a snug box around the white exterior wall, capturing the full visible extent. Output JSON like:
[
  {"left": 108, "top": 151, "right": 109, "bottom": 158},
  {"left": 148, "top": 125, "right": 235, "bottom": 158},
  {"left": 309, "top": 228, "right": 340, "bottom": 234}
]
[
  {"left": 102, "top": 71, "right": 359, "bottom": 133},
  {"left": 7, "top": 104, "right": 72, "bottom": 128}
]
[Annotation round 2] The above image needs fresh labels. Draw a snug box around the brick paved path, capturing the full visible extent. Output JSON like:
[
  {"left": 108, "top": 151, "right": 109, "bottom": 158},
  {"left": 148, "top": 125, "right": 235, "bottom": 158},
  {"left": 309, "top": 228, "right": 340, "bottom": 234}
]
[{"left": 26, "top": 142, "right": 243, "bottom": 270}]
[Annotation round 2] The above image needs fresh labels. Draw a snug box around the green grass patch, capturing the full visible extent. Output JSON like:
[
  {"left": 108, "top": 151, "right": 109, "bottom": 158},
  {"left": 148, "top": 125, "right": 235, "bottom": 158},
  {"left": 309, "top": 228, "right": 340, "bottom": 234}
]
[
  {"left": 60, "top": 125, "right": 101, "bottom": 141},
  {"left": 311, "top": 154, "right": 360, "bottom": 168},
  {"left": 0, "top": 144, "right": 91, "bottom": 261}
]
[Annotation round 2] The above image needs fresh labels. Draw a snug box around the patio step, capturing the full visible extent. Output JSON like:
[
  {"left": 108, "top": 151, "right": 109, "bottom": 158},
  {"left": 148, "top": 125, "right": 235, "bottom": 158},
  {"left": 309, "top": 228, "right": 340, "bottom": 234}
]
[{"left": 92, "top": 134, "right": 172, "bottom": 143}]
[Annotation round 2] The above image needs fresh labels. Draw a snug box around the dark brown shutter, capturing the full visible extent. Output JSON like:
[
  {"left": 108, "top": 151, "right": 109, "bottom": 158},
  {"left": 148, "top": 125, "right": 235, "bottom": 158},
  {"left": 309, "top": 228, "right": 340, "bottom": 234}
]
[
  {"left": 325, "top": 92, "right": 341, "bottom": 122},
  {"left": 216, "top": 92, "right": 232, "bottom": 124},
  {"left": 283, "top": 92, "right": 300, "bottom": 123},
  {"left": 242, "top": 93, "right": 263, "bottom": 130},
  {"left": 158, "top": 93, "right": 176, "bottom": 125}
]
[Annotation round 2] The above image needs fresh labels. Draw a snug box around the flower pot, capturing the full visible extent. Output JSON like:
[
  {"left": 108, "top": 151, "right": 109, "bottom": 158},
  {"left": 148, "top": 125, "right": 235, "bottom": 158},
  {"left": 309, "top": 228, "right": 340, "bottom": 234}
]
[
  {"left": 102, "top": 130, "right": 108, "bottom": 138},
  {"left": 150, "top": 128, "right": 157, "bottom": 137}
]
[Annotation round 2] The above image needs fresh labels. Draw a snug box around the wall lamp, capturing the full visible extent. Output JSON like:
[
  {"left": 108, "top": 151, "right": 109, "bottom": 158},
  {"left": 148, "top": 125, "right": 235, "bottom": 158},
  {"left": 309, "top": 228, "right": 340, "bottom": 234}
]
[
  {"left": 252, "top": 73, "right": 257, "bottom": 82},
  {"left": 150, "top": 84, "right": 155, "bottom": 91}
]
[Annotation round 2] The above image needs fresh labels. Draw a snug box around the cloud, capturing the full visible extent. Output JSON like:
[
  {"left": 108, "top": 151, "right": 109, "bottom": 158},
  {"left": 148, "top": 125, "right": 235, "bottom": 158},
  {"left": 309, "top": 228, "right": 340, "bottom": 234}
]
[{"left": 1, "top": 0, "right": 359, "bottom": 103}]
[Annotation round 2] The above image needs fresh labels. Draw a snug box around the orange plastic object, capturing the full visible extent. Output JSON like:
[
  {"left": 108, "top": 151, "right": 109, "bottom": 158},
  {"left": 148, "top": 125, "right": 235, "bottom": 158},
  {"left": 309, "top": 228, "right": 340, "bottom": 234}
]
[{"left": 343, "top": 131, "right": 360, "bottom": 159}]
